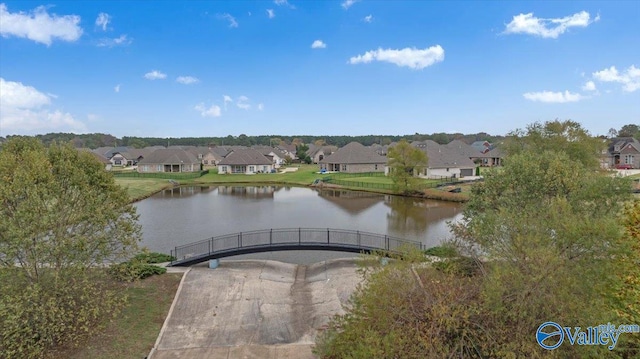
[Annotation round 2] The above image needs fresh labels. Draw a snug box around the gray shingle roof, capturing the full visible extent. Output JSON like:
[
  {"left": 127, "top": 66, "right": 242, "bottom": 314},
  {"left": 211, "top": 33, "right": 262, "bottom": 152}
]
[
  {"left": 137, "top": 148, "right": 200, "bottom": 165},
  {"left": 218, "top": 148, "right": 273, "bottom": 166},
  {"left": 412, "top": 140, "right": 475, "bottom": 169},
  {"left": 445, "top": 140, "right": 483, "bottom": 158},
  {"left": 319, "top": 142, "right": 386, "bottom": 164}
]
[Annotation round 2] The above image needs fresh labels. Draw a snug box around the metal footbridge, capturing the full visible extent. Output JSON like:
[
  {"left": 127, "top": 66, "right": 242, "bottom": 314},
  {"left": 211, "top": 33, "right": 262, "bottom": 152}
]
[{"left": 169, "top": 228, "right": 424, "bottom": 266}]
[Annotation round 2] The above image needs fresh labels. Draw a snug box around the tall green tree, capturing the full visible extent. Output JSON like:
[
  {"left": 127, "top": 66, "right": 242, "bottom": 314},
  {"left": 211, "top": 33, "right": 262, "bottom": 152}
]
[
  {"left": 0, "top": 137, "right": 141, "bottom": 358},
  {"left": 386, "top": 140, "right": 428, "bottom": 193},
  {"left": 504, "top": 119, "right": 604, "bottom": 170},
  {"left": 618, "top": 124, "right": 640, "bottom": 138},
  {"left": 451, "top": 150, "right": 635, "bottom": 356}
]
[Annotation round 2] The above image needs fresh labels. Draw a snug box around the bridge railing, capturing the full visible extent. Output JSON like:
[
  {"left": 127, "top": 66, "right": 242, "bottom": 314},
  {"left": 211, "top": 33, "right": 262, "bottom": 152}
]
[{"left": 170, "top": 228, "right": 424, "bottom": 265}]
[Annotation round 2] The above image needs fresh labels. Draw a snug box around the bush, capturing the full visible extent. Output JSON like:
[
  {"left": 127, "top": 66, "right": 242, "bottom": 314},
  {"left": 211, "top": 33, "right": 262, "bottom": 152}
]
[
  {"left": 423, "top": 245, "right": 457, "bottom": 258},
  {"left": 432, "top": 256, "right": 479, "bottom": 277},
  {"left": 109, "top": 261, "right": 166, "bottom": 282},
  {"left": 133, "top": 252, "right": 176, "bottom": 264}
]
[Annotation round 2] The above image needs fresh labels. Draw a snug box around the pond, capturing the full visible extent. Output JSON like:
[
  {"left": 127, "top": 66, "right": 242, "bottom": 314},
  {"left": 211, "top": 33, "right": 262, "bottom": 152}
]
[{"left": 135, "top": 186, "right": 464, "bottom": 264}]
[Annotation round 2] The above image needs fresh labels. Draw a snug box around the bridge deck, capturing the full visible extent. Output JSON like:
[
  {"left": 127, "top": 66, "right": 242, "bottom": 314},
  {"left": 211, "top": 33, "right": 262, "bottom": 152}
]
[{"left": 169, "top": 228, "right": 424, "bottom": 267}]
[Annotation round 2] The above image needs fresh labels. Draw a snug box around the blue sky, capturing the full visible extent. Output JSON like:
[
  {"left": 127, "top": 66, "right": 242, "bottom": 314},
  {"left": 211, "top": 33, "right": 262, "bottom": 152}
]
[{"left": 0, "top": 1, "right": 638, "bottom": 138}]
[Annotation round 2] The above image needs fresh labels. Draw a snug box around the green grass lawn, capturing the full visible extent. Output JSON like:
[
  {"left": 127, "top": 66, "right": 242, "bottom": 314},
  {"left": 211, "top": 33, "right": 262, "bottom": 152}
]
[
  {"left": 184, "top": 164, "right": 330, "bottom": 186},
  {"left": 115, "top": 178, "right": 174, "bottom": 201},
  {"left": 59, "top": 273, "right": 182, "bottom": 359}
]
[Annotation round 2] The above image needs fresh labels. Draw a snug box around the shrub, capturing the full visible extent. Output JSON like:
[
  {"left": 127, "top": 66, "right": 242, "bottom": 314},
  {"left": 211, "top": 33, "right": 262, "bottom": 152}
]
[
  {"left": 423, "top": 245, "right": 457, "bottom": 258},
  {"left": 133, "top": 252, "right": 176, "bottom": 264},
  {"left": 109, "top": 261, "right": 166, "bottom": 282}
]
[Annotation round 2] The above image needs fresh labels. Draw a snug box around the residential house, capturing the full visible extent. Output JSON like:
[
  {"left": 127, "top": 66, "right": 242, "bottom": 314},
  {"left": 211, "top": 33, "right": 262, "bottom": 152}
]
[
  {"left": 136, "top": 148, "right": 200, "bottom": 173},
  {"left": 210, "top": 146, "right": 231, "bottom": 158},
  {"left": 477, "top": 147, "right": 504, "bottom": 167},
  {"left": 217, "top": 148, "right": 274, "bottom": 174},
  {"left": 470, "top": 140, "right": 492, "bottom": 154},
  {"left": 410, "top": 140, "right": 476, "bottom": 178},
  {"left": 252, "top": 146, "right": 287, "bottom": 168},
  {"left": 605, "top": 137, "right": 640, "bottom": 169},
  {"left": 187, "top": 147, "right": 224, "bottom": 167},
  {"left": 319, "top": 142, "right": 386, "bottom": 173},
  {"left": 445, "top": 140, "right": 483, "bottom": 164},
  {"left": 308, "top": 145, "right": 338, "bottom": 164},
  {"left": 276, "top": 144, "right": 298, "bottom": 160},
  {"left": 369, "top": 143, "right": 389, "bottom": 156}
]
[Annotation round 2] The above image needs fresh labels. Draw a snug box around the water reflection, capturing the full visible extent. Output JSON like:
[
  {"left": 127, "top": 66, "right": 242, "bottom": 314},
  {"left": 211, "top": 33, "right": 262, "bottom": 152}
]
[
  {"left": 217, "top": 185, "right": 279, "bottom": 199},
  {"left": 135, "top": 185, "right": 464, "bottom": 259},
  {"left": 384, "top": 195, "right": 462, "bottom": 242},
  {"left": 315, "top": 189, "right": 383, "bottom": 215}
]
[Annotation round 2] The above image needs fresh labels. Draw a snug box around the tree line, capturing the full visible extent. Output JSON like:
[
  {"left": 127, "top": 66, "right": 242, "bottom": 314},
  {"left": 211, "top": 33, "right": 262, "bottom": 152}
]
[{"left": 3, "top": 132, "right": 504, "bottom": 149}]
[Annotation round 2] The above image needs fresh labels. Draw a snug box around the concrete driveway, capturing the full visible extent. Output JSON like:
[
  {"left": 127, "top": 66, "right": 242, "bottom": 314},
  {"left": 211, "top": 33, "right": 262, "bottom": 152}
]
[{"left": 150, "top": 258, "right": 362, "bottom": 359}]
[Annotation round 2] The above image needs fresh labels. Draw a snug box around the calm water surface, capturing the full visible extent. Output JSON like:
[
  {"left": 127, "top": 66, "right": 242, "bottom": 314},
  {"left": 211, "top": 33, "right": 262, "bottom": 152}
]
[{"left": 135, "top": 186, "right": 464, "bottom": 264}]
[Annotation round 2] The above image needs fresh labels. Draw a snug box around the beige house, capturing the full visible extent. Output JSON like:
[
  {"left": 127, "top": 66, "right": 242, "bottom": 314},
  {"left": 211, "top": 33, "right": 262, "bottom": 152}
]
[
  {"left": 136, "top": 149, "right": 200, "bottom": 173},
  {"left": 218, "top": 148, "right": 274, "bottom": 174},
  {"left": 319, "top": 142, "right": 386, "bottom": 173},
  {"left": 409, "top": 140, "right": 476, "bottom": 178}
]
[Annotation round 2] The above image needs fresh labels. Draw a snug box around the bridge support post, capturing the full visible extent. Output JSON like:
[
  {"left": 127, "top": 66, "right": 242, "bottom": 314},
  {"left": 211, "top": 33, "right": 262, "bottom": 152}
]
[{"left": 209, "top": 259, "right": 219, "bottom": 269}]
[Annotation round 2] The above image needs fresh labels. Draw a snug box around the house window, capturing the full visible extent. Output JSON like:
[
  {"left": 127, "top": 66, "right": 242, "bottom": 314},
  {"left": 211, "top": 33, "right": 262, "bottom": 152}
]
[
  {"left": 142, "top": 165, "right": 149, "bottom": 172},
  {"left": 446, "top": 168, "right": 449, "bottom": 172},
  {"left": 157, "top": 165, "right": 162, "bottom": 171},
  {"left": 342, "top": 164, "right": 347, "bottom": 171},
  {"left": 198, "top": 154, "right": 203, "bottom": 159},
  {"left": 625, "top": 155, "right": 634, "bottom": 164},
  {"left": 115, "top": 160, "right": 122, "bottom": 165},
  {"left": 375, "top": 164, "right": 378, "bottom": 170},
  {"left": 249, "top": 166, "right": 255, "bottom": 172},
  {"left": 263, "top": 166, "right": 268, "bottom": 172},
  {"left": 220, "top": 166, "right": 226, "bottom": 173}
]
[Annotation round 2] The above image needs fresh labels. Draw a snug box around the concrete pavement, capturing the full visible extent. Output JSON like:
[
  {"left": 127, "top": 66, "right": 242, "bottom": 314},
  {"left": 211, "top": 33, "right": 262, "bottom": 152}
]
[{"left": 150, "top": 258, "right": 362, "bottom": 359}]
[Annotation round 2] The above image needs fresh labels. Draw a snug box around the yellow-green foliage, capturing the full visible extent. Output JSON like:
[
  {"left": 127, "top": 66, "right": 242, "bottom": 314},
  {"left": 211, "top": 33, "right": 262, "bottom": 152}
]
[{"left": 0, "top": 137, "right": 141, "bottom": 358}]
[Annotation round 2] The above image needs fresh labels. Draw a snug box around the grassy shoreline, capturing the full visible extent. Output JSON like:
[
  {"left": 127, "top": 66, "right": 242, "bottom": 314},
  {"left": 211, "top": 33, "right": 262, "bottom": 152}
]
[{"left": 115, "top": 164, "right": 471, "bottom": 202}]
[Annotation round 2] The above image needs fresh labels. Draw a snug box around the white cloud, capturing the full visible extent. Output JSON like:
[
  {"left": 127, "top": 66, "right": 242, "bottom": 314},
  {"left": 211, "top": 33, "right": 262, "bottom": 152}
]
[
  {"left": 341, "top": 0, "right": 359, "bottom": 10},
  {"left": 258, "top": 103, "right": 264, "bottom": 111},
  {"left": 176, "top": 76, "right": 200, "bottom": 85},
  {"left": 364, "top": 14, "right": 373, "bottom": 23},
  {"left": 0, "top": 3, "right": 83, "bottom": 45},
  {"left": 144, "top": 70, "right": 167, "bottom": 80},
  {"left": 504, "top": 11, "right": 597, "bottom": 39},
  {"left": 223, "top": 95, "right": 233, "bottom": 110},
  {"left": 267, "top": 9, "right": 275, "bottom": 19},
  {"left": 0, "top": 78, "right": 86, "bottom": 133},
  {"left": 218, "top": 13, "right": 238, "bottom": 28},
  {"left": 311, "top": 39, "right": 327, "bottom": 49},
  {"left": 195, "top": 103, "right": 221, "bottom": 117},
  {"left": 114, "top": 84, "right": 120, "bottom": 93},
  {"left": 522, "top": 90, "right": 585, "bottom": 103},
  {"left": 349, "top": 45, "right": 445, "bottom": 70},
  {"left": 582, "top": 80, "right": 597, "bottom": 92},
  {"left": 97, "top": 34, "right": 132, "bottom": 47},
  {"left": 236, "top": 95, "right": 251, "bottom": 110},
  {"left": 95, "top": 12, "right": 110, "bottom": 31},
  {"left": 592, "top": 65, "right": 640, "bottom": 92},
  {"left": 274, "top": 0, "right": 295, "bottom": 9}
]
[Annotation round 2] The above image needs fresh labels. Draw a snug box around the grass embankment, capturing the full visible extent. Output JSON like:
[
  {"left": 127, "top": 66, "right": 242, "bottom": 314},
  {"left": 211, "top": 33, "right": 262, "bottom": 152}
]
[
  {"left": 115, "top": 164, "right": 472, "bottom": 202},
  {"left": 115, "top": 178, "right": 175, "bottom": 202},
  {"left": 58, "top": 273, "right": 182, "bottom": 359}
]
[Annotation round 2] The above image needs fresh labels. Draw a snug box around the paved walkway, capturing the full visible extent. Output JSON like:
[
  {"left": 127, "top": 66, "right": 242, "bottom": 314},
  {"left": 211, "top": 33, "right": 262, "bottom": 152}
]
[{"left": 150, "top": 258, "right": 362, "bottom": 359}]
